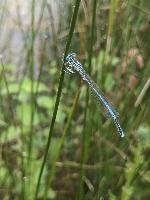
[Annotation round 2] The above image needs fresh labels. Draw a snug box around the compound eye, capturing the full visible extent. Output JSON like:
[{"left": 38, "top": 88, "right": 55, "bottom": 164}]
[
  {"left": 70, "top": 52, "right": 76, "bottom": 57},
  {"left": 65, "top": 53, "right": 76, "bottom": 62}
]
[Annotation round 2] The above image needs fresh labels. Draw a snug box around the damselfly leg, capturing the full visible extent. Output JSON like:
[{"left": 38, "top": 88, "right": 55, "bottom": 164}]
[{"left": 65, "top": 67, "right": 75, "bottom": 74}]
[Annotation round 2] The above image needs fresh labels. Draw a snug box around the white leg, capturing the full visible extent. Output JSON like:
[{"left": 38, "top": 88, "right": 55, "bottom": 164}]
[
  {"left": 64, "top": 69, "right": 71, "bottom": 74},
  {"left": 66, "top": 66, "right": 75, "bottom": 73}
]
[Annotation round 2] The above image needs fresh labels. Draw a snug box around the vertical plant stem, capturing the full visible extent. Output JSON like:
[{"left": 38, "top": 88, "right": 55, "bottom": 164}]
[
  {"left": 105, "top": 0, "right": 120, "bottom": 56},
  {"left": 43, "top": 84, "right": 81, "bottom": 200},
  {"left": 28, "top": 0, "right": 35, "bottom": 161},
  {"left": 77, "top": 0, "right": 97, "bottom": 199},
  {"left": 27, "top": 0, "right": 36, "bottom": 198},
  {"left": 0, "top": 60, "right": 15, "bottom": 122},
  {"left": 47, "top": 3, "right": 60, "bottom": 68},
  {"left": 20, "top": 106, "right": 26, "bottom": 200},
  {"left": 35, "top": 0, "right": 81, "bottom": 199}
]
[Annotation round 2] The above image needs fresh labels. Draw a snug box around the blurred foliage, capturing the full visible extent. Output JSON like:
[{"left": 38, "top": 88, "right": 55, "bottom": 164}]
[{"left": 0, "top": 0, "right": 150, "bottom": 200}]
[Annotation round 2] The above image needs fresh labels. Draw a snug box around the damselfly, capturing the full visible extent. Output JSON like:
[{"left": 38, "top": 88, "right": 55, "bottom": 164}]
[{"left": 64, "top": 53, "right": 125, "bottom": 138}]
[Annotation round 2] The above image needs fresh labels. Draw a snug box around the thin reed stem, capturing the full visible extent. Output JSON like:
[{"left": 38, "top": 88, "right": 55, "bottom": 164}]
[
  {"left": 76, "top": 0, "right": 97, "bottom": 199},
  {"left": 43, "top": 84, "right": 81, "bottom": 200},
  {"left": 0, "top": 60, "right": 15, "bottom": 122},
  {"left": 27, "top": 0, "right": 36, "bottom": 198},
  {"left": 34, "top": 0, "right": 81, "bottom": 199}
]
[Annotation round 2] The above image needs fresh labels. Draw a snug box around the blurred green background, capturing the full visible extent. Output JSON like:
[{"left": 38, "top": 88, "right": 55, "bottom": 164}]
[{"left": 0, "top": 0, "right": 150, "bottom": 199}]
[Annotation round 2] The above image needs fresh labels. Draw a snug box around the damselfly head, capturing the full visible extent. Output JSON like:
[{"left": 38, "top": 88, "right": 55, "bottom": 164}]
[{"left": 65, "top": 53, "right": 76, "bottom": 61}]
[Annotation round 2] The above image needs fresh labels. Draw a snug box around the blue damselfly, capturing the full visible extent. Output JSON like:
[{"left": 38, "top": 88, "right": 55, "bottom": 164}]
[{"left": 64, "top": 53, "right": 125, "bottom": 138}]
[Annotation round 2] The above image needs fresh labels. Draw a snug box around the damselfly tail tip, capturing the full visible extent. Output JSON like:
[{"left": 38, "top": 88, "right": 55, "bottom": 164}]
[
  {"left": 114, "top": 118, "right": 125, "bottom": 138},
  {"left": 118, "top": 127, "right": 125, "bottom": 138},
  {"left": 120, "top": 132, "right": 125, "bottom": 138}
]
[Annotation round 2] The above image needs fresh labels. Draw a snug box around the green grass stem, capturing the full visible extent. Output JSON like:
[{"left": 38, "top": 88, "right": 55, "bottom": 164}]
[{"left": 34, "top": 0, "right": 81, "bottom": 198}]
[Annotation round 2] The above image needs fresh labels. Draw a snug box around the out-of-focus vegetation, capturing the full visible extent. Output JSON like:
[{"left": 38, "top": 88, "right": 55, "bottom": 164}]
[{"left": 0, "top": 0, "right": 150, "bottom": 199}]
